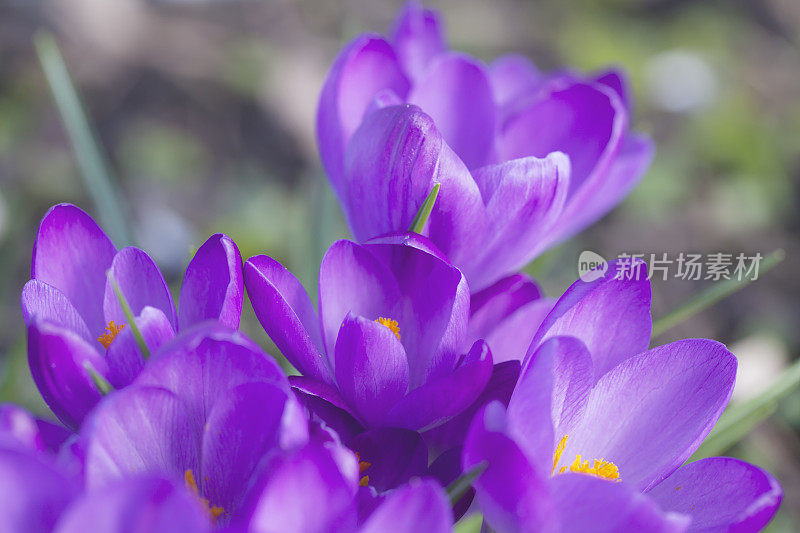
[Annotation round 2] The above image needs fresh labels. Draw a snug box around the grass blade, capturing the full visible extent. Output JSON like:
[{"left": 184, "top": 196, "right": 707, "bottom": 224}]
[
  {"left": 409, "top": 183, "right": 440, "bottom": 234},
  {"left": 652, "top": 249, "right": 784, "bottom": 337},
  {"left": 34, "top": 31, "right": 131, "bottom": 245}
]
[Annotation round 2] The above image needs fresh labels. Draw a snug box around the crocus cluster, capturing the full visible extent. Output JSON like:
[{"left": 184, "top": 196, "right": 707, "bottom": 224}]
[{"left": 3, "top": 3, "right": 782, "bottom": 533}]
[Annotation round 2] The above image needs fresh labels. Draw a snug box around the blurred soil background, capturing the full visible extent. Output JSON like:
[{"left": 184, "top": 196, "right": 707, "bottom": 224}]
[{"left": 0, "top": 0, "right": 798, "bottom": 528}]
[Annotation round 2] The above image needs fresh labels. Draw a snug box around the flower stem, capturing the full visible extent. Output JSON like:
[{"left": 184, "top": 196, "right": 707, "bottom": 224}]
[{"left": 446, "top": 461, "right": 487, "bottom": 506}]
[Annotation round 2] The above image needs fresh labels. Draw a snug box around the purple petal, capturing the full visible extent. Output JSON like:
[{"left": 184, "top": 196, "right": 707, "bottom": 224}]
[
  {"left": 528, "top": 258, "right": 651, "bottom": 379},
  {"left": 27, "top": 321, "right": 109, "bottom": 430},
  {"left": 360, "top": 478, "right": 453, "bottom": 533},
  {"left": 292, "top": 377, "right": 365, "bottom": 444},
  {"left": 546, "top": 133, "right": 654, "bottom": 247},
  {"left": 391, "top": 2, "right": 446, "bottom": 82},
  {"left": 423, "top": 360, "right": 520, "bottom": 456},
  {"left": 83, "top": 386, "right": 198, "bottom": 488},
  {"left": 32, "top": 204, "right": 117, "bottom": 336},
  {"left": 550, "top": 474, "right": 689, "bottom": 532},
  {"left": 105, "top": 306, "right": 176, "bottom": 389},
  {"left": 103, "top": 246, "right": 177, "bottom": 330},
  {"left": 201, "top": 382, "right": 289, "bottom": 513},
  {"left": 408, "top": 52, "right": 496, "bottom": 169},
  {"left": 647, "top": 457, "right": 782, "bottom": 532},
  {"left": 469, "top": 274, "right": 553, "bottom": 364},
  {"left": 427, "top": 447, "right": 472, "bottom": 520},
  {"left": 334, "top": 314, "right": 410, "bottom": 428},
  {"left": 54, "top": 476, "right": 210, "bottom": 533},
  {"left": 364, "top": 236, "right": 469, "bottom": 386},
  {"left": 489, "top": 54, "right": 543, "bottom": 108},
  {"left": 0, "top": 448, "right": 79, "bottom": 533},
  {"left": 244, "top": 255, "right": 330, "bottom": 383},
  {"left": 0, "top": 404, "right": 47, "bottom": 453},
  {"left": 594, "top": 67, "right": 630, "bottom": 110},
  {"left": 317, "top": 35, "right": 410, "bottom": 196},
  {"left": 347, "top": 428, "right": 428, "bottom": 493},
  {"left": 178, "top": 233, "right": 243, "bottom": 330},
  {"left": 467, "top": 152, "right": 570, "bottom": 288},
  {"left": 343, "top": 105, "right": 487, "bottom": 269},
  {"left": 508, "top": 336, "right": 593, "bottom": 474},
  {"left": 318, "top": 240, "right": 402, "bottom": 359},
  {"left": 463, "top": 402, "right": 555, "bottom": 532},
  {"left": 240, "top": 443, "right": 359, "bottom": 533},
  {"left": 21, "top": 280, "right": 92, "bottom": 343},
  {"left": 560, "top": 339, "right": 736, "bottom": 492},
  {"left": 497, "top": 80, "right": 627, "bottom": 197},
  {"left": 386, "top": 340, "right": 492, "bottom": 431},
  {"left": 135, "top": 328, "right": 289, "bottom": 434}
]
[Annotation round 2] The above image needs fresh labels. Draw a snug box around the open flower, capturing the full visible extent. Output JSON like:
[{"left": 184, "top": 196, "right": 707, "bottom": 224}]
[
  {"left": 80, "top": 326, "right": 307, "bottom": 527},
  {"left": 462, "top": 265, "right": 781, "bottom": 531},
  {"left": 20, "top": 204, "right": 243, "bottom": 429},
  {"left": 317, "top": 2, "right": 653, "bottom": 290},
  {"left": 244, "top": 233, "right": 493, "bottom": 433}
]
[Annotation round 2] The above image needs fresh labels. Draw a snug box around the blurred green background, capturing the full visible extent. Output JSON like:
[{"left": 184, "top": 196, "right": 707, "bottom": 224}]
[{"left": 0, "top": 0, "right": 798, "bottom": 529}]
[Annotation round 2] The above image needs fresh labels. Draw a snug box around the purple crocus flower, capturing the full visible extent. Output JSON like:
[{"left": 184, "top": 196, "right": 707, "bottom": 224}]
[
  {"left": 317, "top": 2, "right": 653, "bottom": 290},
  {"left": 236, "top": 437, "right": 454, "bottom": 533},
  {"left": 21, "top": 203, "right": 243, "bottom": 430},
  {"left": 244, "top": 233, "right": 493, "bottom": 433},
  {"left": 79, "top": 325, "right": 308, "bottom": 527},
  {"left": 462, "top": 268, "right": 782, "bottom": 531}
]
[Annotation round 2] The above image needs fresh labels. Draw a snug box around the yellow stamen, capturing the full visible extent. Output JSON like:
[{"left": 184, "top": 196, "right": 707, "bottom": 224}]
[
  {"left": 354, "top": 452, "right": 371, "bottom": 486},
  {"left": 552, "top": 435, "right": 620, "bottom": 481},
  {"left": 359, "top": 475, "right": 370, "bottom": 487},
  {"left": 97, "top": 321, "right": 125, "bottom": 349},
  {"left": 375, "top": 317, "right": 401, "bottom": 341},
  {"left": 184, "top": 469, "right": 225, "bottom": 521}
]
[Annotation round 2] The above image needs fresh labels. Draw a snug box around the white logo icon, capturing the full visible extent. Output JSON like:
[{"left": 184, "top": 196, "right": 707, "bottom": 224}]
[{"left": 578, "top": 251, "right": 607, "bottom": 282}]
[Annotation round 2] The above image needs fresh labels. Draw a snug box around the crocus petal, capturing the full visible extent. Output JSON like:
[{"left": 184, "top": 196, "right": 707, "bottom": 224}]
[
  {"left": 317, "top": 35, "right": 410, "bottom": 196},
  {"left": 408, "top": 52, "right": 496, "bottom": 169},
  {"left": 427, "top": 447, "right": 472, "bottom": 520},
  {"left": 550, "top": 474, "right": 689, "bottom": 532},
  {"left": 32, "top": 203, "right": 117, "bottom": 336},
  {"left": 292, "top": 377, "right": 365, "bottom": 444},
  {"left": 240, "top": 442, "right": 359, "bottom": 533},
  {"left": 178, "top": 233, "right": 243, "bottom": 330},
  {"left": 244, "top": 255, "right": 330, "bottom": 384},
  {"left": 423, "top": 360, "right": 520, "bottom": 456},
  {"left": 334, "top": 314, "right": 410, "bottom": 428},
  {"left": 468, "top": 274, "right": 549, "bottom": 364},
  {"left": 105, "top": 306, "right": 176, "bottom": 389},
  {"left": 21, "top": 280, "right": 92, "bottom": 343},
  {"left": 560, "top": 339, "right": 736, "bottom": 492},
  {"left": 364, "top": 235, "right": 469, "bottom": 385},
  {"left": 463, "top": 402, "right": 554, "bottom": 533},
  {"left": 318, "top": 240, "right": 402, "bottom": 359},
  {"left": 343, "top": 105, "right": 486, "bottom": 269},
  {"left": 0, "top": 448, "right": 78, "bottom": 533},
  {"left": 201, "top": 382, "right": 289, "bottom": 513},
  {"left": 136, "top": 327, "right": 289, "bottom": 434},
  {"left": 348, "top": 428, "right": 428, "bottom": 493},
  {"left": 360, "top": 478, "right": 453, "bottom": 533},
  {"left": 0, "top": 405, "right": 46, "bottom": 453},
  {"left": 489, "top": 54, "right": 543, "bottom": 108},
  {"left": 54, "top": 476, "right": 210, "bottom": 533},
  {"left": 507, "top": 336, "right": 593, "bottom": 474},
  {"left": 391, "top": 1, "right": 446, "bottom": 82},
  {"left": 83, "top": 386, "right": 199, "bottom": 488},
  {"left": 497, "top": 80, "right": 626, "bottom": 198},
  {"left": 647, "top": 457, "right": 782, "bottom": 532},
  {"left": 386, "top": 340, "right": 492, "bottom": 431},
  {"left": 545, "top": 133, "right": 654, "bottom": 247},
  {"left": 594, "top": 67, "right": 630, "bottom": 110},
  {"left": 528, "top": 258, "right": 651, "bottom": 379},
  {"left": 103, "top": 246, "right": 177, "bottom": 330},
  {"left": 467, "top": 152, "right": 570, "bottom": 288},
  {"left": 27, "top": 321, "right": 110, "bottom": 431}
]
